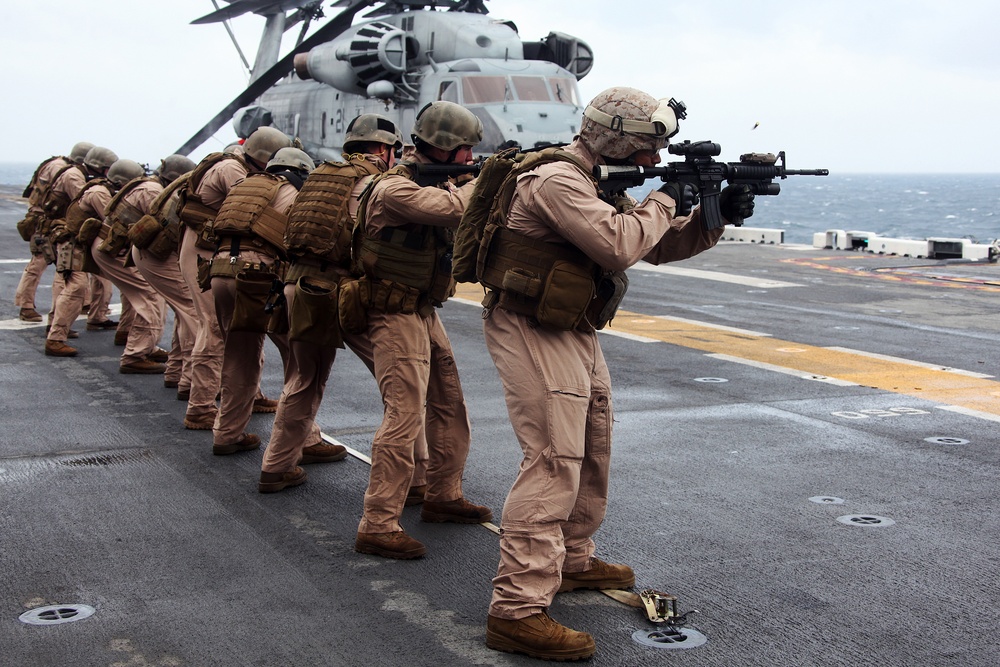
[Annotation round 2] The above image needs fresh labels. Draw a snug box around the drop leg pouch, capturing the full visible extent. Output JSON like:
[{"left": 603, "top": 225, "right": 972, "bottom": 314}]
[
  {"left": 289, "top": 277, "right": 343, "bottom": 348},
  {"left": 230, "top": 270, "right": 275, "bottom": 333}
]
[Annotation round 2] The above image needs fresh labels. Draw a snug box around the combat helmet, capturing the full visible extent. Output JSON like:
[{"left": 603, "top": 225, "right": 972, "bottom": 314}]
[
  {"left": 579, "top": 87, "right": 685, "bottom": 160},
  {"left": 412, "top": 101, "right": 483, "bottom": 151},
  {"left": 107, "top": 159, "right": 146, "bottom": 187},
  {"left": 266, "top": 147, "right": 315, "bottom": 174},
  {"left": 243, "top": 127, "right": 293, "bottom": 165},
  {"left": 156, "top": 154, "right": 197, "bottom": 184},
  {"left": 83, "top": 146, "right": 119, "bottom": 173},
  {"left": 69, "top": 142, "right": 95, "bottom": 164},
  {"left": 344, "top": 113, "right": 402, "bottom": 154}
]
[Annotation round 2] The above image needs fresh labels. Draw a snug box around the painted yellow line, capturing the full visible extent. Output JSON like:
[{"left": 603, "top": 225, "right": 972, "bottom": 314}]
[
  {"left": 607, "top": 309, "right": 1000, "bottom": 416},
  {"left": 452, "top": 283, "right": 1000, "bottom": 417}
]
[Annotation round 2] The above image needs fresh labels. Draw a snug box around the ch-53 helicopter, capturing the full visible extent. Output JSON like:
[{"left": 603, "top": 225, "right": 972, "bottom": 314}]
[{"left": 177, "top": 0, "right": 595, "bottom": 161}]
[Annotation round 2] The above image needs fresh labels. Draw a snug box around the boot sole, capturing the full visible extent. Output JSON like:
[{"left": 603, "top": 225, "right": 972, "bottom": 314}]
[
  {"left": 558, "top": 577, "right": 635, "bottom": 593},
  {"left": 485, "top": 631, "right": 595, "bottom": 661},
  {"left": 354, "top": 543, "right": 427, "bottom": 559},
  {"left": 184, "top": 420, "right": 214, "bottom": 430},
  {"left": 299, "top": 451, "right": 348, "bottom": 464},
  {"left": 119, "top": 367, "right": 166, "bottom": 374},
  {"left": 258, "top": 477, "right": 306, "bottom": 493},
  {"left": 213, "top": 442, "right": 261, "bottom": 456}
]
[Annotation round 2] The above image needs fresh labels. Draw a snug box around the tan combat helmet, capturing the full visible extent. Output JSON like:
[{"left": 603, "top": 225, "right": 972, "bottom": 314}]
[
  {"left": 343, "top": 113, "right": 402, "bottom": 154},
  {"left": 266, "top": 147, "right": 315, "bottom": 174},
  {"left": 242, "top": 127, "right": 293, "bottom": 166},
  {"left": 579, "top": 86, "right": 684, "bottom": 160},
  {"left": 411, "top": 101, "right": 483, "bottom": 151},
  {"left": 69, "top": 141, "right": 95, "bottom": 163},
  {"left": 83, "top": 146, "right": 119, "bottom": 174},
  {"left": 156, "top": 154, "right": 197, "bottom": 184},
  {"left": 107, "top": 159, "right": 146, "bottom": 187}
]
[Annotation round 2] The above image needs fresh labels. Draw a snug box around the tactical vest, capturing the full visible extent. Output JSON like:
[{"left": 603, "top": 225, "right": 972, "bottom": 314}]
[
  {"left": 476, "top": 148, "right": 629, "bottom": 332},
  {"left": 284, "top": 156, "right": 381, "bottom": 267},
  {"left": 63, "top": 179, "right": 113, "bottom": 237},
  {"left": 210, "top": 172, "right": 289, "bottom": 258},
  {"left": 41, "top": 164, "right": 86, "bottom": 222},
  {"left": 353, "top": 164, "right": 456, "bottom": 311},
  {"left": 178, "top": 152, "right": 248, "bottom": 233},
  {"left": 23, "top": 155, "right": 68, "bottom": 203},
  {"left": 128, "top": 174, "right": 190, "bottom": 260},
  {"left": 98, "top": 177, "right": 156, "bottom": 257}
]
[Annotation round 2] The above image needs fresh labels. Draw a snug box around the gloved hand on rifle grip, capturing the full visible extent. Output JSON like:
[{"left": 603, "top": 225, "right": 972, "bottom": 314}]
[
  {"left": 658, "top": 182, "right": 699, "bottom": 216},
  {"left": 719, "top": 184, "right": 755, "bottom": 225}
]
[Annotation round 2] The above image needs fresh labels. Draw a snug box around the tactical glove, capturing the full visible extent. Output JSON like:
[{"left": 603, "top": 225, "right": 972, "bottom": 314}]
[
  {"left": 658, "top": 182, "right": 699, "bottom": 216},
  {"left": 719, "top": 184, "right": 755, "bottom": 226}
]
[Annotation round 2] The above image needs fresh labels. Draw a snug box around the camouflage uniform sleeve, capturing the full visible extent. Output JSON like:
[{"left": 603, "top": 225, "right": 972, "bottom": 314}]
[{"left": 83, "top": 185, "right": 113, "bottom": 221}]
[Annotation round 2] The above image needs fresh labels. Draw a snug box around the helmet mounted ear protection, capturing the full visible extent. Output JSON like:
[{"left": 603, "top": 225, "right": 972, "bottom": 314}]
[{"left": 583, "top": 97, "right": 687, "bottom": 140}]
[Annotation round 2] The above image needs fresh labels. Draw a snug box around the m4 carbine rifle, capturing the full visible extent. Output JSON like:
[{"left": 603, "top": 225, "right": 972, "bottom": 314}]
[
  {"left": 594, "top": 140, "right": 829, "bottom": 229},
  {"left": 405, "top": 162, "right": 482, "bottom": 188}
]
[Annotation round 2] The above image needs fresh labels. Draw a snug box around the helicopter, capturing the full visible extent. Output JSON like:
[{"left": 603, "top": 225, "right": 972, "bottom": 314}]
[{"left": 177, "top": 0, "right": 595, "bottom": 161}]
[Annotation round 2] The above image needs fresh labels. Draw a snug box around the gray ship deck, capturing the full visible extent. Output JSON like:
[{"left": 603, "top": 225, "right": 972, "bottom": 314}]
[{"left": 2, "top": 188, "right": 998, "bottom": 666}]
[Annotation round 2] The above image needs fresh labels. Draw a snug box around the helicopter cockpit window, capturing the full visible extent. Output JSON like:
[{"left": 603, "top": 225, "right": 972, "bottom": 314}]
[
  {"left": 547, "top": 77, "right": 580, "bottom": 106},
  {"left": 438, "top": 80, "right": 459, "bottom": 103},
  {"left": 511, "top": 76, "right": 550, "bottom": 102},
  {"left": 462, "top": 76, "right": 508, "bottom": 104}
]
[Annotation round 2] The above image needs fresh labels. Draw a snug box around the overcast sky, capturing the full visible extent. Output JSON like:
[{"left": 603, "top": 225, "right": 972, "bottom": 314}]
[{"left": 2, "top": 0, "right": 998, "bottom": 173}]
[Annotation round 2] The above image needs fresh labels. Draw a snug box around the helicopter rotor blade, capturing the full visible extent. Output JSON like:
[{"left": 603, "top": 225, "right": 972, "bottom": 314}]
[
  {"left": 192, "top": 0, "right": 319, "bottom": 25},
  {"left": 175, "top": 0, "right": 375, "bottom": 156}
]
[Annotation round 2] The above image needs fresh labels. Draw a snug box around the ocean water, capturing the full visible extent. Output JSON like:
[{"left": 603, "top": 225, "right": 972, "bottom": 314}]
[{"left": 2, "top": 162, "right": 997, "bottom": 245}]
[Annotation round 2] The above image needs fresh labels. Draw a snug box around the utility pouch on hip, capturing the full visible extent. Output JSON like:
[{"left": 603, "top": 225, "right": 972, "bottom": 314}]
[
  {"left": 290, "top": 277, "right": 343, "bottom": 348},
  {"left": 16, "top": 214, "right": 38, "bottom": 242},
  {"left": 129, "top": 214, "right": 161, "bottom": 249},
  {"left": 97, "top": 221, "right": 130, "bottom": 257},
  {"left": 31, "top": 234, "right": 56, "bottom": 264},
  {"left": 77, "top": 217, "right": 103, "bottom": 246},
  {"left": 55, "top": 241, "right": 75, "bottom": 273},
  {"left": 196, "top": 255, "right": 212, "bottom": 292},
  {"left": 146, "top": 221, "right": 180, "bottom": 260},
  {"left": 231, "top": 269, "right": 275, "bottom": 333},
  {"left": 587, "top": 270, "right": 629, "bottom": 330},
  {"left": 337, "top": 278, "right": 370, "bottom": 335},
  {"left": 194, "top": 225, "right": 218, "bottom": 252},
  {"left": 535, "top": 260, "right": 595, "bottom": 331},
  {"left": 267, "top": 299, "right": 289, "bottom": 336}
]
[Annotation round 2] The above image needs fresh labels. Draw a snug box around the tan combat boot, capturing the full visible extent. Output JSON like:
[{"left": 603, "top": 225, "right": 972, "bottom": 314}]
[
  {"left": 44, "top": 340, "right": 78, "bottom": 357},
  {"left": 258, "top": 467, "right": 307, "bottom": 493},
  {"left": 19, "top": 307, "right": 42, "bottom": 322},
  {"left": 355, "top": 531, "right": 427, "bottom": 559},
  {"left": 421, "top": 497, "right": 493, "bottom": 524},
  {"left": 119, "top": 359, "right": 166, "bottom": 374},
  {"left": 183, "top": 409, "right": 217, "bottom": 430},
  {"left": 559, "top": 557, "right": 635, "bottom": 592},
  {"left": 252, "top": 396, "right": 278, "bottom": 413},
  {"left": 486, "top": 611, "right": 596, "bottom": 661},
  {"left": 298, "top": 442, "right": 347, "bottom": 464},
  {"left": 212, "top": 433, "right": 261, "bottom": 456}
]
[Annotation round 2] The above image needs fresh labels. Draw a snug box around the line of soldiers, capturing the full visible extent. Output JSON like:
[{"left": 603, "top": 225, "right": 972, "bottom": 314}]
[{"left": 15, "top": 87, "right": 754, "bottom": 661}]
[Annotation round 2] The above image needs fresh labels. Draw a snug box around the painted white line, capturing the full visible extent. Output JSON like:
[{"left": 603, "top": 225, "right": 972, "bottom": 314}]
[
  {"left": 599, "top": 329, "right": 659, "bottom": 343},
  {"left": 0, "top": 259, "right": 29, "bottom": 264},
  {"left": 824, "top": 346, "right": 994, "bottom": 379},
  {"left": 936, "top": 405, "right": 1000, "bottom": 424},
  {"left": 632, "top": 262, "right": 803, "bottom": 288},
  {"left": 706, "top": 353, "right": 859, "bottom": 386},
  {"left": 450, "top": 297, "right": 482, "bottom": 308},
  {"left": 320, "top": 432, "right": 371, "bottom": 464}
]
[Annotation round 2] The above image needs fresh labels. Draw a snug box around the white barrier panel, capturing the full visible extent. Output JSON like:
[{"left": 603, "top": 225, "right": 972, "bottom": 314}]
[
  {"left": 865, "top": 236, "right": 930, "bottom": 258},
  {"left": 721, "top": 227, "right": 784, "bottom": 244},
  {"left": 812, "top": 229, "right": 874, "bottom": 250}
]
